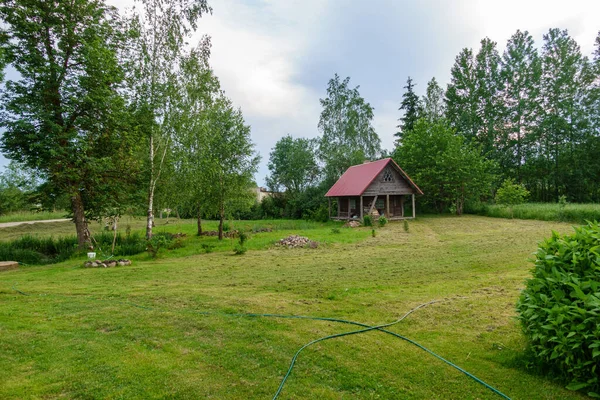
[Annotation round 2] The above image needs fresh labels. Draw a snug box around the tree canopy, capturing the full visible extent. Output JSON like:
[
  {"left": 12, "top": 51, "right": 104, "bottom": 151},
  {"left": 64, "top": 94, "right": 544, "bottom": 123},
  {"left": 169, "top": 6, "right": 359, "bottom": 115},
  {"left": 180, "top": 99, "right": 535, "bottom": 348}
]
[{"left": 318, "top": 74, "right": 381, "bottom": 184}]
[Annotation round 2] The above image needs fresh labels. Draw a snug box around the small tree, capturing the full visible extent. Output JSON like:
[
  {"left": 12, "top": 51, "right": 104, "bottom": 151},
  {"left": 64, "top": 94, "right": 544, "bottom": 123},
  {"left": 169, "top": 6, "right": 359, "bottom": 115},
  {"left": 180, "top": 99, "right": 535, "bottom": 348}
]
[
  {"left": 495, "top": 179, "right": 529, "bottom": 217},
  {"left": 203, "top": 96, "right": 259, "bottom": 240}
]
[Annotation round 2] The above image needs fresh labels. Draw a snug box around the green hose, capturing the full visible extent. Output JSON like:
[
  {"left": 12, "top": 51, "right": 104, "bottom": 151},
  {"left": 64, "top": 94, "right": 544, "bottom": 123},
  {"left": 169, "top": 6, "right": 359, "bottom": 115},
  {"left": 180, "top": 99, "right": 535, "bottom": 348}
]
[{"left": 11, "top": 286, "right": 510, "bottom": 399}]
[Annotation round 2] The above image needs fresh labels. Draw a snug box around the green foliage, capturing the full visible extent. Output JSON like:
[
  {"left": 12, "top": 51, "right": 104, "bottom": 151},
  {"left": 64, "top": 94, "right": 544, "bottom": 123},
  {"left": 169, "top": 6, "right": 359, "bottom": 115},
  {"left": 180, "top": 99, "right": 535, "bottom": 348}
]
[
  {"left": 0, "top": 0, "right": 142, "bottom": 247},
  {"left": 421, "top": 77, "right": 446, "bottom": 122},
  {"left": 495, "top": 179, "right": 530, "bottom": 206},
  {"left": 396, "top": 76, "right": 423, "bottom": 138},
  {"left": 266, "top": 135, "right": 320, "bottom": 193},
  {"left": 517, "top": 222, "right": 600, "bottom": 395},
  {"left": 393, "top": 118, "right": 495, "bottom": 215},
  {"left": 233, "top": 232, "right": 248, "bottom": 255},
  {"left": 331, "top": 228, "right": 341, "bottom": 234},
  {"left": 0, "top": 231, "right": 148, "bottom": 265},
  {"left": 371, "top": 228, "right": 376, "bottom": 237},
  {"left": 470, "top": 202, "right": 600, "bottom": 224},
  {"left": 233, "top": 244, "right": 247, "bottom": 255},
  {"left": 403, "top": 220, "right": 409, "bottom": 232},
  {"left": 318, "top": 74, "right": 381, "bottom": 183},
  {"left": 378, "top": 216, "right": 388, "bottom": 227},
  {"left": 146, "top": 232, "right": 174, "bottom": 259},
  {"left": 363, "top": 215, "right": 373, "bottom": 227},
  {"left": 200, "top": 243, "right": 214, "bottom": 254}
]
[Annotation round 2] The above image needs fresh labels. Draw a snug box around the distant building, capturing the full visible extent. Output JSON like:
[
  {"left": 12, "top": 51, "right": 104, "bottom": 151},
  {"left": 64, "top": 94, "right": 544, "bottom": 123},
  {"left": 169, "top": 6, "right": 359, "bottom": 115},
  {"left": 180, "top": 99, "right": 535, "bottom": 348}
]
[
  {"left": 325, "top": 158, "right": 423, "bottom": 220},
  {"left": 254, "top": 186, "right": 274, "bottom": 202}
]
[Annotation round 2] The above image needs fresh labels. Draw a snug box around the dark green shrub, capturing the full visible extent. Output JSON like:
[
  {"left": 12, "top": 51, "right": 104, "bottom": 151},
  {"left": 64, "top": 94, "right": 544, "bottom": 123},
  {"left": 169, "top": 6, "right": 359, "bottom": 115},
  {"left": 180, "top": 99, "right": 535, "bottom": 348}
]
[
  {"left": 146, "top": 232, "right": 174, "bottom": 258},
  {"left": 371, "top": 228, "right": 376, "bottom": 237},
  {"left": 363, "top": 215, "right": 373, "bottom": 227},
  {"left": 200, "top": 243, "right": 214, "bottom": 254},
  {"left": 331, "top": 227, "right": 341, "bottom": 234},
  {"left": 233, "top": 244, "right": 247, "bottom": 255},
  {"left": 403, "top": 220, "right": 409, "bottom": 232},
  {"left": 517, "top": 221, "right": 600, "bottom": 396},
  {"left": 378, "top": 216, "right": 388, "bottom": 227},
  {"left": 233, "top": 232, "right": 249, "bottom": 255}
]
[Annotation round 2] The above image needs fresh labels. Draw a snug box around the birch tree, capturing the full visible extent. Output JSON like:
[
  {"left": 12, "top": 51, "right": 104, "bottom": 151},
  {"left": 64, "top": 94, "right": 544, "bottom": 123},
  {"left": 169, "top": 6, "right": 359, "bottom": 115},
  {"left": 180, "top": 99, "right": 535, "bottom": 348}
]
[{"left": 127, "top": 0, "right": 210, "bottom": 239}]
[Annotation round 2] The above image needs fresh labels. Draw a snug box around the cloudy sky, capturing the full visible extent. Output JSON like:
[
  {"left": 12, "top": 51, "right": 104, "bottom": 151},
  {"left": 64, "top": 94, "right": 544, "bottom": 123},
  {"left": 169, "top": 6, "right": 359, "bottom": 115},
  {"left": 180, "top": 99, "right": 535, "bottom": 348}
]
[
  {"left": 188, "top": 0, "right": 599, "bottom": 185},
  {"left": 2, "top": 0, "right": 600, "bottom": 186}
]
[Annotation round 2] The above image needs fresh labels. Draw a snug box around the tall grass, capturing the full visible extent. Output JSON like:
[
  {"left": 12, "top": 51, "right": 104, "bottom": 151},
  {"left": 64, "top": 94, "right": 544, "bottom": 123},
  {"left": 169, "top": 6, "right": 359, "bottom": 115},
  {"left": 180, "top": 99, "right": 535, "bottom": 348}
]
[
  {"left": 0, "top": 210, "right": 67, "bottom": 223},
  {"left": 468, "top": 202, "right": 600, "bottom": 224},
  {"left": 0, "top": 231, "right": 148, "bottom": 265}
]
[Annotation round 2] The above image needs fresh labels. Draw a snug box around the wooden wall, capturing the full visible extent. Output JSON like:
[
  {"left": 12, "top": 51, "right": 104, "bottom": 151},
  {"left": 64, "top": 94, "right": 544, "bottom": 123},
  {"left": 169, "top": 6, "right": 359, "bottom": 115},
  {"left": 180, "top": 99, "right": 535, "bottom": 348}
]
[{"left": 362, "top": 166, "right": 415, "bottom": 196}]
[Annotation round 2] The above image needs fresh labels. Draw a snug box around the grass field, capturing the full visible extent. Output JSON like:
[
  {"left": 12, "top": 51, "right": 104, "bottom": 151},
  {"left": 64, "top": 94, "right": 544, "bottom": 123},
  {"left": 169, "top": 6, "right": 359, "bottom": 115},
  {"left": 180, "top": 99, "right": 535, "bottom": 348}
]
[
  {"left": 471, "top": 202, "right": 600, "bottom": 224},
  {"left": 0, "top": 216, "right": 588, "bottom": 399},
  {"left": 0, "top": 210, "right": 67, "bottom": 224}
]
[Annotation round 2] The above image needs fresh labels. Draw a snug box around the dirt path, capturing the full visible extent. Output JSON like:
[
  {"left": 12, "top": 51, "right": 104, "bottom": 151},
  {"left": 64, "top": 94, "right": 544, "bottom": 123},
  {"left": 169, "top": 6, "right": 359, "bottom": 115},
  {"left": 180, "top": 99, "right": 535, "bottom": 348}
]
[{"left": 0, "top": 219, "right": 70, "bottom": 229}]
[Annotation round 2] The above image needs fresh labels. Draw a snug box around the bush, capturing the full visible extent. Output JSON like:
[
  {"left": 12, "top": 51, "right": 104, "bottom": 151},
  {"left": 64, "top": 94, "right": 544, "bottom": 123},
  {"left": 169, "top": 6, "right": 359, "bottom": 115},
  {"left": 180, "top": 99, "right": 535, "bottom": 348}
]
[
  {"left": 495, "top": 179, "right": 529, "bottom": 206},
  {"left": 516, "top": 221, "right": 600, "bottom": 396},
  {"left": 146, "top": 232, "right": 174, "bottom": 258},
  {"left": 403, "top": 220, "right": 409, "bottom": 232},
  {"left": 363, "top": 215, "right": 373, "bottom": 227},
  {"left": 378, "top": 216, "right": 388, "bottom": 227},
  {"left": 331, "top": 227, "right": 341, "bottom": 234}
]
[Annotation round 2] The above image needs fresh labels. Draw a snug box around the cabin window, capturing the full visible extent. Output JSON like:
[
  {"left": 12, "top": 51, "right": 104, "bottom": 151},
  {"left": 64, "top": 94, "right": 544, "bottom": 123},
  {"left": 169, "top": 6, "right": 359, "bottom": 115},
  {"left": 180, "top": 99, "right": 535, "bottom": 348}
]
[
  {"left": 349, "top": 199, "right": 356, "bottom": 210},
  {"left": 382, "top": 169, "right": 394, "bottom": 182}
]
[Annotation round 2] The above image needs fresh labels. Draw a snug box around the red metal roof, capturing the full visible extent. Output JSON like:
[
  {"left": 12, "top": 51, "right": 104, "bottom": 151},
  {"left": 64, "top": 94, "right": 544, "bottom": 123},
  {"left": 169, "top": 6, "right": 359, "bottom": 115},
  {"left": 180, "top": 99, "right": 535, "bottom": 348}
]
[{"left": 325, "top": 158, "right": 423, "bottom": 197}]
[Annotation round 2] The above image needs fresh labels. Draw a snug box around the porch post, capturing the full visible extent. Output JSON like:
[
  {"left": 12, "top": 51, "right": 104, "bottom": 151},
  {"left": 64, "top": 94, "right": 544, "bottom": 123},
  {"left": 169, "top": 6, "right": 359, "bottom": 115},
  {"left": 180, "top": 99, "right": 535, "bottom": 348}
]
[
  {"left": 412, "top": 193, "right": 416, "bottom": 219},
  {"left": 328, "top": 197, "right": 331, "bottom": 219},
  {"left": 360, "top": 196, "right": 363, "bottom": 221},
  {"left": 337, "top": 198, "right": 340, "bottom": 218},
  {"left": 386, "top": 194, "right": 390, "bottom": 217},
  {"left": 400, "top": 195, "right": 404, "bottom": 217}
]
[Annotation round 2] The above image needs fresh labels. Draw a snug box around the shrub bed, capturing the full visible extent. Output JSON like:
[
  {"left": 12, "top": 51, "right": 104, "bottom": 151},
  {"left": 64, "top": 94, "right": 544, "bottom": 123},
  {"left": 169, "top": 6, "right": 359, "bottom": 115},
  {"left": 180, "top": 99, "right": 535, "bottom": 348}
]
[{"left": 517, "top": 221, "right": 600, "bottom": 396}]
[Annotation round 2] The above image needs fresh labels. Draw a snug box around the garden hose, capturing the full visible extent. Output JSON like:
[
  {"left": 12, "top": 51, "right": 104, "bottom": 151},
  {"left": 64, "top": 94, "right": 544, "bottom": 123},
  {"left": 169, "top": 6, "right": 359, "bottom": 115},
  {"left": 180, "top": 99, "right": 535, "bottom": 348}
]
[{"left": 11, "top": 285, "right": 511, "bottom": 399}]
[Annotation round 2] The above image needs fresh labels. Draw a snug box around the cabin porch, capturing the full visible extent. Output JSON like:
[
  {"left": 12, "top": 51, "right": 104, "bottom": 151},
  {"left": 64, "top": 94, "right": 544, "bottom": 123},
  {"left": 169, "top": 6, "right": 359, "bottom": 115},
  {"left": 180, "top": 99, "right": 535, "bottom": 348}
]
[{"left": 329, "top": 194, "right": 415, "bottom": 221}]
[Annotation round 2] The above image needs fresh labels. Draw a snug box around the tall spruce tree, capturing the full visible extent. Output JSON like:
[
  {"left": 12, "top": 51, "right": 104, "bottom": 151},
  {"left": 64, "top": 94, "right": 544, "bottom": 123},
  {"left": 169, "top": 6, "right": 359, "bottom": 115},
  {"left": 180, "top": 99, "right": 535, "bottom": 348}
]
[
  {"left": 500, "top": 30, "right": 541, "bottom": 183},
  {"left": 396, "top": 76, "right": 422, "bottom": 139}
]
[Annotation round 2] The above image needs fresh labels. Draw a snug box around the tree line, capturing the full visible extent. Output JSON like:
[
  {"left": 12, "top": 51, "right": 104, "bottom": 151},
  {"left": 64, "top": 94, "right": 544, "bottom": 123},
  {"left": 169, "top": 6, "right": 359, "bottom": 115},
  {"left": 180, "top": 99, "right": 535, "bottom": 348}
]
[
  {"left": 266, "top": 29, "right": 600, "bottom": 217},
  {"left": 0, "top": 0, "right": 259, "bottom": 247}
]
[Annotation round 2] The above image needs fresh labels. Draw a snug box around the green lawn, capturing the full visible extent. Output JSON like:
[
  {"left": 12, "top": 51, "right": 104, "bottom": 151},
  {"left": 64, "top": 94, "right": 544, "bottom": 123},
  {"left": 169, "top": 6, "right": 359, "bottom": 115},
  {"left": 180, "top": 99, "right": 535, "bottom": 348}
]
[
  {"left": 0, "top": 216, "right": 588, "bottom": 399},
  {"left": 0, "top": 210, "right": 68, "bottom": 224}
]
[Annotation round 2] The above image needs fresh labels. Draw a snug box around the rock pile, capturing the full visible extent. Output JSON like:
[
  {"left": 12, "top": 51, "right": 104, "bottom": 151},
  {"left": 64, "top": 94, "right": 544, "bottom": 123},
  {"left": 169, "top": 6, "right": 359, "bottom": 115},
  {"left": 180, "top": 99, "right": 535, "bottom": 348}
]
[
  {"left": 201, "top": 230, "right": 239, "bottom": 238},
  {"left": 84, "top": 259, "right": 132, "bottom": 268},
  {"left": 343, "top": 221, "right": 361, "bottom": 228},
  {"left": 276, "top": 235, "right": 318, "bottom": 249}
]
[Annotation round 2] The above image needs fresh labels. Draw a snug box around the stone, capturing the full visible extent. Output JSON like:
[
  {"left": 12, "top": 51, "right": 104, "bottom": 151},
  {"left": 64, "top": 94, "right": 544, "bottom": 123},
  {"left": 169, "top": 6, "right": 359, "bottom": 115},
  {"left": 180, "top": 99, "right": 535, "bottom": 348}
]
[{"left": 0, "top": 261, "right": 19, "bottom": 271}]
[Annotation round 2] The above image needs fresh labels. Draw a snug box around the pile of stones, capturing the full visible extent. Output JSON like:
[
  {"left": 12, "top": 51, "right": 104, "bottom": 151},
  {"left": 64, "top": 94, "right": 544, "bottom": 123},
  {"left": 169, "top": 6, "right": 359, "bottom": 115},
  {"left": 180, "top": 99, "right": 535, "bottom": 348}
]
[
  {"left": 343, "top": 221, "right": 361, "bottom": 228},
  {"left": 84, "top": 259, "right": 132, "bottom": 268},
  {"left": 276, "top": 235, "right": 318, "bottom": 249}
]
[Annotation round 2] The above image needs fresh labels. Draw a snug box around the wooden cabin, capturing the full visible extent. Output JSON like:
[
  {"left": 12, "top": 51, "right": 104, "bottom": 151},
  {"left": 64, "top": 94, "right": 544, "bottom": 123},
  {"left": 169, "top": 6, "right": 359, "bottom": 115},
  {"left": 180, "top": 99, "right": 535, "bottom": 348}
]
[{"left": 325, "top": 158, "right": 423, "bottom": 221}]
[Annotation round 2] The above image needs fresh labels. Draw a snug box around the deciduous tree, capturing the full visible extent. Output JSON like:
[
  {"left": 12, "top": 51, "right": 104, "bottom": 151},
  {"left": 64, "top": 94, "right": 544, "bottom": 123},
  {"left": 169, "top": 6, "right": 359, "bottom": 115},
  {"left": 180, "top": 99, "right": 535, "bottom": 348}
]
[
  {"left": 126, "top": 0, "right": 211, "bottom": 239},
  {"left": 0, "top": 0, "right": 137, "bottom": 248},
  {"left": 393, "top": 119, "right": 495, "bottom": 215},
  {"left": 318, "top": 74, "right": 381, "bottom": 184}
]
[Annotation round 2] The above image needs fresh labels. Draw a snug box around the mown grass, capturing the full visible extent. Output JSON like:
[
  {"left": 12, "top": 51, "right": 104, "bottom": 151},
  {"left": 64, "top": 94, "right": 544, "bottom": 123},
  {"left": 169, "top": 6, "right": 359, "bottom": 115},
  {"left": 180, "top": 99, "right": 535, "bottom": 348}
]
[
  {"left": 0, "top": 210, "right": 67, "bottom": 223},
  {"left": 0, "top": 216, "right": 589, "bottom": 399},
  {"left": 470, "top": 202, "right": 600, "bottom": 224}
]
